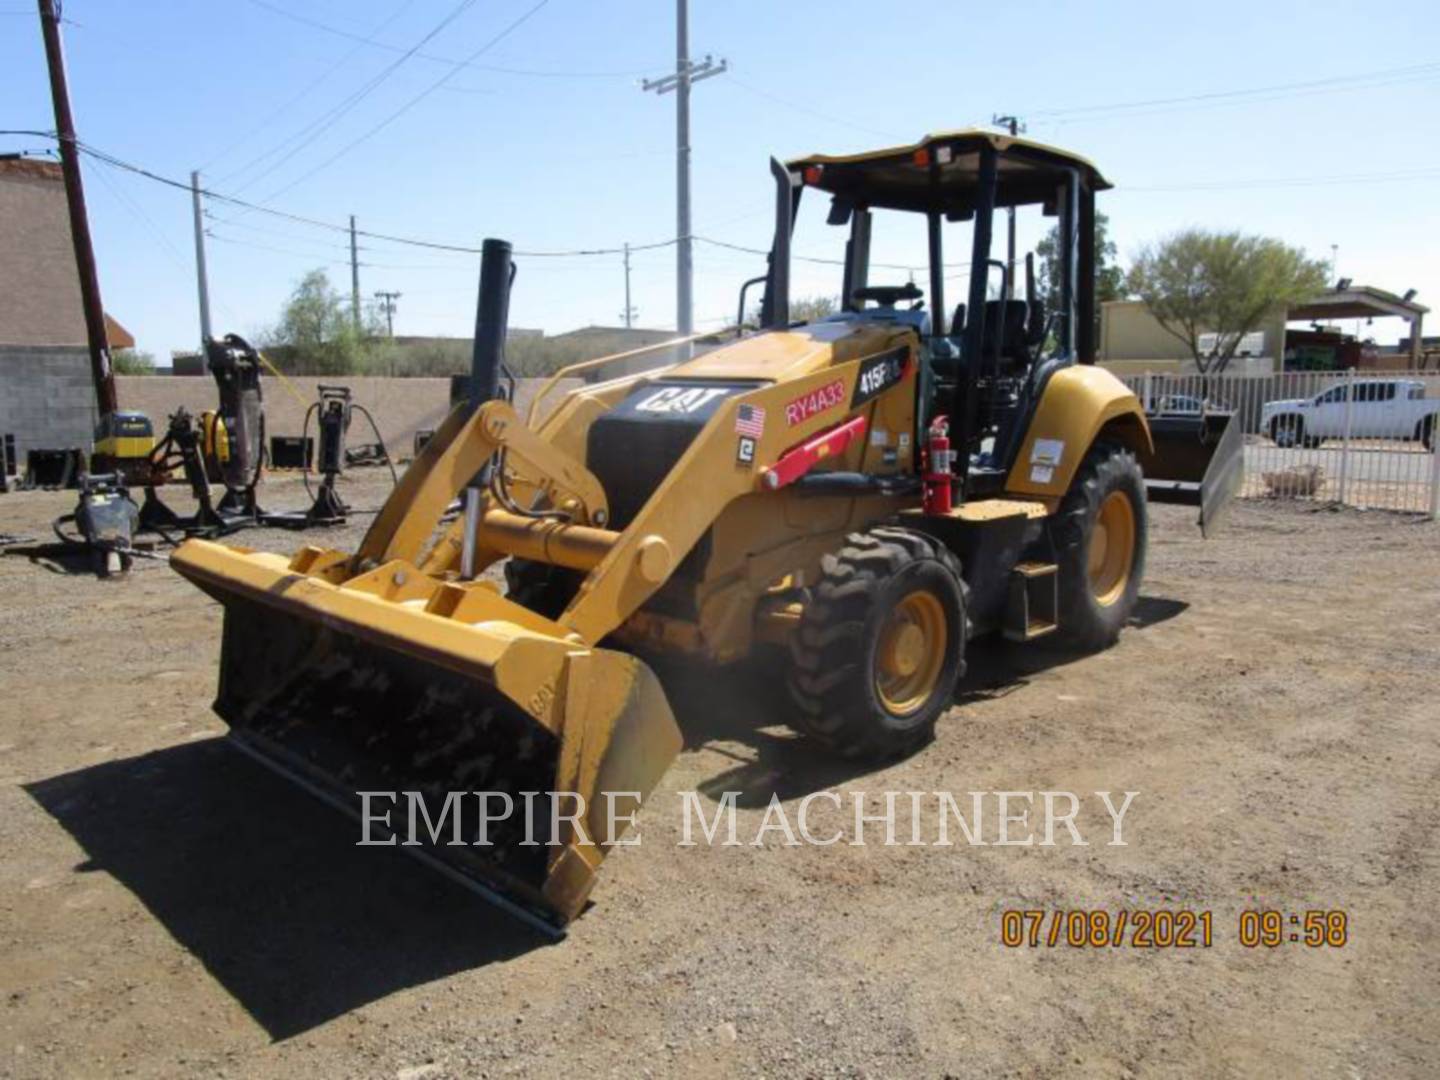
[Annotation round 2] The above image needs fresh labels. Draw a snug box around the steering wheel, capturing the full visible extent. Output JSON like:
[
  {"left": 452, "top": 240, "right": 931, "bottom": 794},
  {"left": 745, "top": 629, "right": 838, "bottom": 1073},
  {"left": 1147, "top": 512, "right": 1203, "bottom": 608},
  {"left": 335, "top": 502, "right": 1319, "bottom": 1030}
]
[{"left": 852, "top": 283, "right": 923, "bottom": 308}]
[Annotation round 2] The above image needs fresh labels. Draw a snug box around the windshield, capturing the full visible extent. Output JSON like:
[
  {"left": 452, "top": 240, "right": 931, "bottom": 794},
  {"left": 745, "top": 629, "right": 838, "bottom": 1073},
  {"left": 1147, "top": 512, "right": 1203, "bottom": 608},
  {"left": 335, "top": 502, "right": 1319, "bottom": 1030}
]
[{"left": 783, "top": 188, "right": 1056, "bottom": 336}]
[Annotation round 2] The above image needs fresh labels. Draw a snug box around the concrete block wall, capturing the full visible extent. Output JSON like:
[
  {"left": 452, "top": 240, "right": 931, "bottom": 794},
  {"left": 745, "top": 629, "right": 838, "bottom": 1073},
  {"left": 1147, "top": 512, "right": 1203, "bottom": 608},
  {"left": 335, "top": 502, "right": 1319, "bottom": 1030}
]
[
  {"left": 0, "top": 345, "right": 98, "bottom": 462},
  {"left": 0, "top": 362, "right": 587, "bottom": 473},
  {"left": 114, "top": 374, "right": 583, "bottom": 463}
]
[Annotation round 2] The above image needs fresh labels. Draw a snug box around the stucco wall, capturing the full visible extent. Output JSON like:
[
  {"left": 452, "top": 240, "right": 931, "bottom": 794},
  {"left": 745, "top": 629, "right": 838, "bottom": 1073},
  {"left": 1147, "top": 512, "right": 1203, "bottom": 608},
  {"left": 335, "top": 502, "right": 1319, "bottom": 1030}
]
[{"left": 0, "top": 160, "right": 88, "bottom": 347}]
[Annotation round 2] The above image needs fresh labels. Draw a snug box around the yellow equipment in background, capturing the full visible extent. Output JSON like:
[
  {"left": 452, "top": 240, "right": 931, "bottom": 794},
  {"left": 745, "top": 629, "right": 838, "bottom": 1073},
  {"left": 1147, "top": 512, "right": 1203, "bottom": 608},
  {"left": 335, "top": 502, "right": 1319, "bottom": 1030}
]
[
  {"left": 172, "top": 131, "right": 1239, "bottom": 933},
  {"left": 91, "top": 410, "right": 156, "bottom": 484}
]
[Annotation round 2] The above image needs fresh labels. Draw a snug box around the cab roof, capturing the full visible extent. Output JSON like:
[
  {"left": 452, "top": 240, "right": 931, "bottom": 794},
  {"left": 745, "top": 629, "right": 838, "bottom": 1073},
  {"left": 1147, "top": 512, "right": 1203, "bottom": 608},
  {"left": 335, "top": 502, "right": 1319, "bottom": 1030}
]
[{"left": 786, "top": 128, "right": 1111, "bottom": 216}]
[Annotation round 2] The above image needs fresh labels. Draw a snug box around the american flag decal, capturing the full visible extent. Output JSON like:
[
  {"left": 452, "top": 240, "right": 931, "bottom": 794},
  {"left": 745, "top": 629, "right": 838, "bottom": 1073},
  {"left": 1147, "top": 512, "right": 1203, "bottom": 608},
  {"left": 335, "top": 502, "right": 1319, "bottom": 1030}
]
[{"left": 734, "top": 403, "right": 766, "bottom": 438}]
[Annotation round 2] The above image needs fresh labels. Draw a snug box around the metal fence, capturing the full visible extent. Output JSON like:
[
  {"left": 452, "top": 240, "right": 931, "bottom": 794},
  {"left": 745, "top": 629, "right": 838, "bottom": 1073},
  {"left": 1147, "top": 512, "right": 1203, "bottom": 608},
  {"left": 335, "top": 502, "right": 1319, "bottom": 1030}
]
[{"left": 1121, "top": 370, "right": 1440, "bottom": 518}]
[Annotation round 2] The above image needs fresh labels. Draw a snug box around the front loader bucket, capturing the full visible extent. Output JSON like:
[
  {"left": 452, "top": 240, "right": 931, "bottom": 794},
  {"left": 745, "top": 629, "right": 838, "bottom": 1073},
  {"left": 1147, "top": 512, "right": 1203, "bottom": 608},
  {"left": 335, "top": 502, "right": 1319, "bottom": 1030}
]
[
  {"left": 171, "top": 539, "right": 682, "bottom": 935},
  {"left": 1143, "top": 410, "right": 1244, "bottom": 536}
]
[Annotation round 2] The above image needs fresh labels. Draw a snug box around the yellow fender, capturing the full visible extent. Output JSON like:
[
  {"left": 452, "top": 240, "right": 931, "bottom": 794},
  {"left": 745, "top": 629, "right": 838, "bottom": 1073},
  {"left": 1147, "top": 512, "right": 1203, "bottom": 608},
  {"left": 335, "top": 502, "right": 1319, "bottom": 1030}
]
[{"left": 1005, "top": 365, "right": 1152, "bottom": 499}]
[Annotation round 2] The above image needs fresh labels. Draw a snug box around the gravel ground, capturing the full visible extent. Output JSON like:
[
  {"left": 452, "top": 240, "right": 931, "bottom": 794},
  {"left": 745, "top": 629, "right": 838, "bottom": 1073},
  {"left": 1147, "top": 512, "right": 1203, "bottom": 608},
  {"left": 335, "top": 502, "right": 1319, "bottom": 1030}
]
[{"left": 1, "top": 473, "right": 1437, "bottom": 1078}]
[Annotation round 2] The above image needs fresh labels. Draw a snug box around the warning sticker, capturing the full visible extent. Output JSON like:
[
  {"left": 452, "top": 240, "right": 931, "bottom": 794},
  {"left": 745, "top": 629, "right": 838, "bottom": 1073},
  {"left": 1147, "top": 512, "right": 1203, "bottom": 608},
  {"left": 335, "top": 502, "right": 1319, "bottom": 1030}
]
[
  {"left": 1030, "top": 464, "right": 1055, "bottom": 484},
  {"left": 1031, "top": 438, "right": 1065, "bottom": 467}
]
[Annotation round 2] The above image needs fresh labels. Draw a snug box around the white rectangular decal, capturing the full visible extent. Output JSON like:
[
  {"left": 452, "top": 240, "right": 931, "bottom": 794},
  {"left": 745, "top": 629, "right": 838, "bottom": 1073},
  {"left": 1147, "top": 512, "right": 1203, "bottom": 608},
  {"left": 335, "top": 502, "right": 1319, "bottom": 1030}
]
[
  {"left": 1031, "top": 438, "right": 1065, "bottom": 467},
  {"left": 1030, "top": 464, "right": 1055, "bottom": 484}
]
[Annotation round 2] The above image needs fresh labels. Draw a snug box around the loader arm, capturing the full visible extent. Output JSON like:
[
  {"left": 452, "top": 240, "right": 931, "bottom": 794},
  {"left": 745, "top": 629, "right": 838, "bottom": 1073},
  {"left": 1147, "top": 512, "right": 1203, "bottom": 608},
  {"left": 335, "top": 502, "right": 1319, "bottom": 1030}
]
[{"left": 356, "top": 398, "right": 609, "bottom": 572}]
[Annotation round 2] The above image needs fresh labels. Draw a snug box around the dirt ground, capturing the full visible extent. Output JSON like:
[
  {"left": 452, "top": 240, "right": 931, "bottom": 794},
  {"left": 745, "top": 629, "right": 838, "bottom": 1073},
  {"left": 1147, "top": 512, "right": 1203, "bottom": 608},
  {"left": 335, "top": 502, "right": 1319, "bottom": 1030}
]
[{"left": 1, "top": 472, "right": 1437, "bottom": 1078}]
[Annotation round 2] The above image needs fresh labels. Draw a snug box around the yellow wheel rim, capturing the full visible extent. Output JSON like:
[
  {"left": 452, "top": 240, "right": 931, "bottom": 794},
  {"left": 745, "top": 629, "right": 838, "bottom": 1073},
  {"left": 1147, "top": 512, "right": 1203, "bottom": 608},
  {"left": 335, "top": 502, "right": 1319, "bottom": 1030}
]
[
  {"left": 1088, "top": 490, "right": 1136, "bottom": 607},
  {"left": 875, "top": 590, "right": 947, "bottom": 716}
]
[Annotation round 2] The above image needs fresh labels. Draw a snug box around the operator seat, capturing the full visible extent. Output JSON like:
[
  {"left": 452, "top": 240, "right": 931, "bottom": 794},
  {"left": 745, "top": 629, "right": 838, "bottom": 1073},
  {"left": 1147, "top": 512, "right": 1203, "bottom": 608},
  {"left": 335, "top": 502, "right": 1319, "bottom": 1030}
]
[{"left": 980, "top": 300, "right": 1032, "bottom": 375}]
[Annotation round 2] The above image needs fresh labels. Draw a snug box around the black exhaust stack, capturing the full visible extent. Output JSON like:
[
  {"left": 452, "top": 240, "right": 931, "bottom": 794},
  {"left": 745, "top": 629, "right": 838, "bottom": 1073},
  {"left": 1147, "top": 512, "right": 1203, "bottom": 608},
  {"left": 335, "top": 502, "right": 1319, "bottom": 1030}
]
[
  {"left": 461, "top": 238, "right": 514, "bottom": 579},
  {"left": 469, "top": 238, "right": 513, "bottom": 410}
]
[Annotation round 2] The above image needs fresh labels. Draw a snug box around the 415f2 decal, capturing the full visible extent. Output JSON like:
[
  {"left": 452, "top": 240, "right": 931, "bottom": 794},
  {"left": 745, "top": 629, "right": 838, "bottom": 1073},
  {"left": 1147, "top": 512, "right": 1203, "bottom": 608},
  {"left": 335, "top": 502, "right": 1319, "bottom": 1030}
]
[{"left": 851, "top": 348, "right": 909, "bottom": 408}]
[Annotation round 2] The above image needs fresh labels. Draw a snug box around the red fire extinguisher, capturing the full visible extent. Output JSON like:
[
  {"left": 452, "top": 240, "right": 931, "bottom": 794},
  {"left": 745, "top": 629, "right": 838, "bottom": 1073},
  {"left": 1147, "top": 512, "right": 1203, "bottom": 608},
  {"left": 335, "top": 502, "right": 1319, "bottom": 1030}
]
[{"left": 923, "top": 417, "right": 953, "bottom": 515}]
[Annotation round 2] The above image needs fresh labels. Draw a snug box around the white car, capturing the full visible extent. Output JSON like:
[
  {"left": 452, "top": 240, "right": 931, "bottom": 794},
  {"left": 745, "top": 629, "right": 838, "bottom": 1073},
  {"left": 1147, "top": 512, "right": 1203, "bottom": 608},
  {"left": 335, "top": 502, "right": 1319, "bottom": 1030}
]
[{"left": 1262, "top": 379, "right": 1438, "bottom": 450}]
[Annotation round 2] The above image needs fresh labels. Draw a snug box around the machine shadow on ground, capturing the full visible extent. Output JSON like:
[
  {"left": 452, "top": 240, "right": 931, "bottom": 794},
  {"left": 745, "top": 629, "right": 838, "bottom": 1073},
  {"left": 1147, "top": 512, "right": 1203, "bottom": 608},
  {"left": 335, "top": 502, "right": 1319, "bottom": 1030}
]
[
  {"left": 662, "top": 594, "right": 1189, "bottom": 809},
  {"left": 24, "top": 737, "right": 550, "bottom": 1041}
]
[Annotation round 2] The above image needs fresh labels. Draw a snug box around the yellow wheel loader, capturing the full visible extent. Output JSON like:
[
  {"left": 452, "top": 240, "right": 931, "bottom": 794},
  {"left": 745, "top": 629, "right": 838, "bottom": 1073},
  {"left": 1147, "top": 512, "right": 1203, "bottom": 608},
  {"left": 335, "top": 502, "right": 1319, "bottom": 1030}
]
[{"left": 172, "top": 130, "right": 1240, "bottom": 933}]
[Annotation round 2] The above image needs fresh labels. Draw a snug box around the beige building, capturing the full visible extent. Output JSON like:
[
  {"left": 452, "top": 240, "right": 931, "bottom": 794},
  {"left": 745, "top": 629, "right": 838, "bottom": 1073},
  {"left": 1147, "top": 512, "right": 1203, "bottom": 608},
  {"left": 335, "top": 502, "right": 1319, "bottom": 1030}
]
[
  {"left": 1099, "top": 287, "right": 1427, "bottom": 376},
  {"left": 1098, "top": 299, "right": 1284, "bottom": 376}
]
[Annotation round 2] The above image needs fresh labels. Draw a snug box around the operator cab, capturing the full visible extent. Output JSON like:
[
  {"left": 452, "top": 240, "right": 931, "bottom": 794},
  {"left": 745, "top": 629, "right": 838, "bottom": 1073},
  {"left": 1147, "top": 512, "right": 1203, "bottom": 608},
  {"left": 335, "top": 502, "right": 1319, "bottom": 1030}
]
[{"left": 752, "top": 129, "right": 1110, "bottom": 496}]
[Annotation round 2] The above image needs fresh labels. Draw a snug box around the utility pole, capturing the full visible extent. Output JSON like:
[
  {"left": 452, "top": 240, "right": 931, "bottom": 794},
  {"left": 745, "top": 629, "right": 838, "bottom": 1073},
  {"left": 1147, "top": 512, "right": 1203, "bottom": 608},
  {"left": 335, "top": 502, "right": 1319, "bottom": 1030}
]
[
  {"left": 620, "top": 242, "right": 636, "bottom": 328},
  {"left": 350, "top": 214, "right": 362, "bottom": 333},
  {"left": 37, "top": 0, "right": 115, "bottom": 416},
  {"left": 642, "top": 0, "right": 726, "bottom": 343},
  {"left": 992, "top": 114, "right": 1025, "bottom": 294},
  {"left": 190, "top": 171, "right": 213, "bottom": 346},
  {"left": 373, "top": 290, "right": 401, "bottom": 338}
]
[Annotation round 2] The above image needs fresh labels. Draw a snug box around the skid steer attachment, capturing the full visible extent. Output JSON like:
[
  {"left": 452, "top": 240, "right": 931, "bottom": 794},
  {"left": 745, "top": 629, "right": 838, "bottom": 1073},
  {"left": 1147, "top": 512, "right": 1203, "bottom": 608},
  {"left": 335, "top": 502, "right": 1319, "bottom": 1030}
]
[
  {"left": 1143, "top": 410, "right": 1243, "bottom": 537},
  {"left": 172, "top": 240, "right": 681, "bottom": 934}
]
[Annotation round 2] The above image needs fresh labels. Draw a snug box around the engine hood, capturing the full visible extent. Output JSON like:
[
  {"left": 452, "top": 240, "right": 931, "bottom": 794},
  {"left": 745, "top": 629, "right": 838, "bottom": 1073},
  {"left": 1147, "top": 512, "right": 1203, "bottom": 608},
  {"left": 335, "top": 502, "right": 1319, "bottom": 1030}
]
[{"left": 666, "top": 321, "right": 912, "bottom": 384}]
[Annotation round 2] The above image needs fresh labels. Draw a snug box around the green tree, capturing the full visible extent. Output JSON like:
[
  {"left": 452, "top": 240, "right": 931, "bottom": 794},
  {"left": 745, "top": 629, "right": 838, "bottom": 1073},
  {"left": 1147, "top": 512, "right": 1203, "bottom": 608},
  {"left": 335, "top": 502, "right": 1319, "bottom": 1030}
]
[
  {"left": 790, "top": 295, "right": 839, "bottom": 323},
  {"left": 746, "top": 293, "right": 838, "bottom": 327},
  {"left": 1035, "top": 210, "right": 1124, "bottom": 329},
  {"left": 111, "top": 348, "right": 155, "bottom": 374},
  {"left": 264, "top": 269, "right": 374, "bottom": 375},
  {"left": 1128, "top": 229, "right": 1328, "bottom": 374}
]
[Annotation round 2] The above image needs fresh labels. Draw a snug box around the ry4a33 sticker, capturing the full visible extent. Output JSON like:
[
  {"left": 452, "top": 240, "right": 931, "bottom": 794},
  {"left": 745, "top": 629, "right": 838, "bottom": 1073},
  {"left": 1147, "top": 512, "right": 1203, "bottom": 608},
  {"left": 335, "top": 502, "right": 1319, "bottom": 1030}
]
[{"left": 784, "top": 379, "right": 846, "bottom": 426}]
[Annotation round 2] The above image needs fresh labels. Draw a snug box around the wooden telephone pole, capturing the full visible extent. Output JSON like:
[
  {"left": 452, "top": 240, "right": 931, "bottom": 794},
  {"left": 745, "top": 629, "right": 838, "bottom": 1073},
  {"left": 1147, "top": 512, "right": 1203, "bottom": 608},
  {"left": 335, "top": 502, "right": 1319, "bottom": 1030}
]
[{"left": 38, "top": 0, "right": 116, "bottom": 416}]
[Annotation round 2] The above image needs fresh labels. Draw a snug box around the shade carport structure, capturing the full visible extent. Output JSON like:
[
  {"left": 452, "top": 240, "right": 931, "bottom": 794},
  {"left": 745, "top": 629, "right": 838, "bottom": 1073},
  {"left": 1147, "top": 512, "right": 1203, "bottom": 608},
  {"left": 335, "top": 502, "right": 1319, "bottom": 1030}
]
[{"left": 1288, "top": 285, "right": 1428, "bottom": 367}]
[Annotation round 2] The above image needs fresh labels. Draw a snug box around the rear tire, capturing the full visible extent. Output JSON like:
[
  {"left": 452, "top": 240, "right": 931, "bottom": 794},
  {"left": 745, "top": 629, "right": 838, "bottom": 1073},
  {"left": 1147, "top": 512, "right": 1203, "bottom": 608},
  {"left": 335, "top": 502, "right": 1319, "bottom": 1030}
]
[
  {"left": 1419, "top": 417, "right": 1435, "bottom": 452},
  {"left": 1054, "top": 441, "right": 1147, "bottom": 651},
  {"left": 786, "top": 527, "right": 967, "bottom": 761}
]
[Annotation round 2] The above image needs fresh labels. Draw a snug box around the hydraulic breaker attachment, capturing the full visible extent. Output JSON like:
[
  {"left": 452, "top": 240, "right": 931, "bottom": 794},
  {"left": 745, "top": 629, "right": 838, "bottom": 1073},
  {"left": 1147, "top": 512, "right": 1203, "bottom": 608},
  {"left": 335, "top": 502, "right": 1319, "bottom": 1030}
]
[
  {"left": 171, "top": 540, "right": 681, "bottom": 933},
  {"left": 1143, "top": 410, "right": 1243, "bottom": 537}
]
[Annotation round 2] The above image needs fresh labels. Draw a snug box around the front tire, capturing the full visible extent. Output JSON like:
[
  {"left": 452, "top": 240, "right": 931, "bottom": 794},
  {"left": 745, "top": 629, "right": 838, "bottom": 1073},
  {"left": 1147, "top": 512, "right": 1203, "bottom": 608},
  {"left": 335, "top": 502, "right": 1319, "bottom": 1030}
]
[
  {"left": 1419, "top": 417, "right": 1435, "bottom": 452},
  {"left": 786, "top": 528, "right": 967, "bottom": 761},
  {"left": 1054, "top": 442, "right": 1147, "bottom": 651}
]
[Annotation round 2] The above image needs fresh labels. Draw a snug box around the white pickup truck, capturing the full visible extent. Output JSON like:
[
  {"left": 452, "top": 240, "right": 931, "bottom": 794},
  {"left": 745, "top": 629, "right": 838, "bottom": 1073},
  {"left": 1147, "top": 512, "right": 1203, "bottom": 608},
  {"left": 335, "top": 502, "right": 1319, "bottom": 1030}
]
[{"left": 1262, "top": 378, "right": 1438, "bottom": 451}]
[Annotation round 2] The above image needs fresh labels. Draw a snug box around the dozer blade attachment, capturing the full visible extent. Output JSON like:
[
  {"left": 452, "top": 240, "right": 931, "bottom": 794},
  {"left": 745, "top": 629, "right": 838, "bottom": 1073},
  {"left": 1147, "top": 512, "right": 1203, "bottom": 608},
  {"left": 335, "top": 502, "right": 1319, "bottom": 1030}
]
[
  {"left": 171, "top": 539, "right": 681, "bottom": 935},
  {"left": 1143, "top": 410, "right": 1244, "bottom": 537}
]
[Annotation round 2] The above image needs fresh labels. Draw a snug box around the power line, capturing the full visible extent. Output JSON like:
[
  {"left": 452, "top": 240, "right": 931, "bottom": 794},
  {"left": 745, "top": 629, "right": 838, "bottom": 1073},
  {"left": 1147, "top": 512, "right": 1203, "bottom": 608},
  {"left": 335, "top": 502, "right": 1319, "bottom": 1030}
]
[
  {"left": 217, "top": 0, "right": 483, "bottom": 195},
  {"left": 206, "top": 229, "right": 356, "bottom": 268},
  {"left": 1121, "top": 167, "right": 1440, "bottom": 193},
  {"left": 250, "top": 0, "right": 552, "bottom": 205},
  {"left": 1028, "top": 59, "right": 1440, "bottom": 121},
  {"left": 695, "top": 235, "right": 961, "bottom": 274},
  {"left": 240, "top": 0, "right": 659, "bottom": 79},
  {"left": 725, "top": 76, "right": 905, "bottom": 142},
  {"left": 198, "top": 0, "right": 420, "bottom": 174},
  {"left": 25, "top": 136, "right": 678, "bottom": 258}
]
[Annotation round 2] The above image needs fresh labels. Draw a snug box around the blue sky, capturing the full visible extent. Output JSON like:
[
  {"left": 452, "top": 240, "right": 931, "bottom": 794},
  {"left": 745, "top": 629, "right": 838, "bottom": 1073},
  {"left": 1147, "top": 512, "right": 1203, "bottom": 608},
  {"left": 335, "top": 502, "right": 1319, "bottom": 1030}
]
[{"left": 5, "top": 0, "right": 1439, "bottom": 359}]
